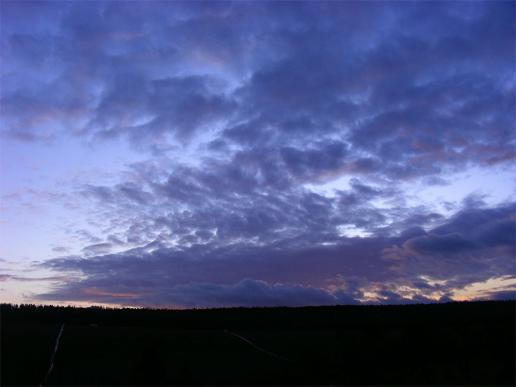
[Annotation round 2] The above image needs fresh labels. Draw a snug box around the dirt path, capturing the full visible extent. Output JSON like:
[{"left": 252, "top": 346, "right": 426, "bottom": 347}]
[
  {"left": 224, "top": 329, "right": 290, "bottom": 362},
  {"left": 40, "top": 323, "right": 65, "bottom": 387}
]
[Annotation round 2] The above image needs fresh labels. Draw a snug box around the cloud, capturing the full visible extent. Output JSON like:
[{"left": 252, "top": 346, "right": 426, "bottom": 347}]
[
  {"left": 91, "top": 74, "right": 237, "bottom": 145},
  {"left": 82, "top": 243, "right": 113, "bottom": 256},
  {"left": 0, "top": 274, "right": 68, "bottom": 282},
  {"left": 2, "top": 1, "right": 514, "bottom": 307},
  {"left": 488, "top": 290, "right": 516, "bottom": 301},
  {"left": 37, "top": 200, "right": 515, "bottom": 307},
  {"left": 37, "top": 277, "right": 361, "bottom": 308},
  {"left": 1, "top": 1, "right": 513, "bottom": 182},
  {"left": 405, "top": 233, "right": 478, "bottom": 256},
  {"left": 150, "top": 279, "right": 355, "bottom": 308}
]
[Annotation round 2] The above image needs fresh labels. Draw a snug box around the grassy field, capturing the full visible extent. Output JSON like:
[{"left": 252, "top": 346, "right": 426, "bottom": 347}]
[{"left": 1, "top": 301, "right": 515, "bottom": 386}]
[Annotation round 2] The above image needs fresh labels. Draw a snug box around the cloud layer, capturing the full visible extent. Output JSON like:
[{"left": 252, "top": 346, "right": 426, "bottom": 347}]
[{"left": 1, "top": 1, "right": 514, "bottom": 306}]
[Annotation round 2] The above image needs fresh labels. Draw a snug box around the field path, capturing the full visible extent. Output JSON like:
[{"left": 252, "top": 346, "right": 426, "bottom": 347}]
[
  {"left": 40, "top": 323, "right": 65, "bottom": 387},
  {"left": 224, "top": 329, "right": 290, "bottom": 362}
]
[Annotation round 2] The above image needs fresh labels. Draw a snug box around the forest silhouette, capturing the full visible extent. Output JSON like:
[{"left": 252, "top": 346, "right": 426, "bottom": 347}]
[{"left": 1, "top": 300, "right": 515, "bottom": 386}]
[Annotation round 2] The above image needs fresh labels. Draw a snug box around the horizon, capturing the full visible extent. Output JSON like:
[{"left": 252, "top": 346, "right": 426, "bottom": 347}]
[
  {"left": 3, "top": 299, "right": 514, "bottom": 312},
  {"left": 1, "top": 0, "right": 515, "bottom": 308}
]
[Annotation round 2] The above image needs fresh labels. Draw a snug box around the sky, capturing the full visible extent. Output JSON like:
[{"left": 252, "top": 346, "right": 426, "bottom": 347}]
[{"left": 0, "top": 0, "right": 515, "bottom": 308}]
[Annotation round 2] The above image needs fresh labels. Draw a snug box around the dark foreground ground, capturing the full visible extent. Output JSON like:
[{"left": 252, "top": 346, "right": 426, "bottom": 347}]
[{"left": 1, "top": 301, "right": 515, "bottom": 386}]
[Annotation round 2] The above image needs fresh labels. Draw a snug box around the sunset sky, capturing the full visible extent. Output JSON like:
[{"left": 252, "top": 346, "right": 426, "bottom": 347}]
[{"left": 0, "top": 0, "right": 515, "bottom": 308}]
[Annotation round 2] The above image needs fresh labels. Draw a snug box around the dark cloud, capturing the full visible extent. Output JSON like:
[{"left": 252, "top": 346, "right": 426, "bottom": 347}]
[
  {"left": 140, "top": 279, "right": 351, "bottom": 308},
  {"left": 1, "top": 1, "right": 513, "bottom": 181},
  {"left": 37, "top": 277, "right": 360, "bottom": 308},
  {"left": 280, "top": 141, "right": 349, "bottom": 182},
  {"left": 91, "top": 74, "right": 237, "bottom": 145},
  {"left": 487, "top": 290, "right": 516, "bottom": 301},
  {"left": 405, "top": 233, "right": 478, "bottom": 256},
  {"left": 383, "top": 202, "right": 516, "bottom": 288},
  {"left": 38, "top": 201, "right": 515, "bottom": 307}
]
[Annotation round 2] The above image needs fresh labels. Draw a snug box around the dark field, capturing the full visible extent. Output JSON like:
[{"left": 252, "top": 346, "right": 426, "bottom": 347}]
[{"left": 1, "top": 301, "right": 515, "bottom": 386}]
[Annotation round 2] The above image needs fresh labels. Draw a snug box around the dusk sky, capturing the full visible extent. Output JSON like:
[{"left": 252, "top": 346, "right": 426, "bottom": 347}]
[{"left": 0, "top": 0, "right": 515, "bottom": 308}]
